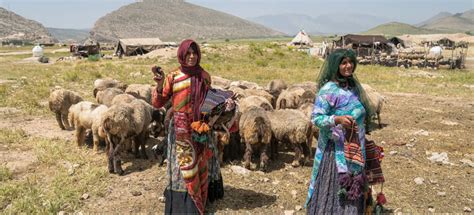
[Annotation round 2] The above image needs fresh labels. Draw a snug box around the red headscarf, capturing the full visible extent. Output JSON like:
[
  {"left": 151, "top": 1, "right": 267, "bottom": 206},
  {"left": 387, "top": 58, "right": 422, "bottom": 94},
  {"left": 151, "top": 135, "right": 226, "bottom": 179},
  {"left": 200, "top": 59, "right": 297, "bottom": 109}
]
[{"left": 177, "top": 39, "right": 208, "bottom": 121}]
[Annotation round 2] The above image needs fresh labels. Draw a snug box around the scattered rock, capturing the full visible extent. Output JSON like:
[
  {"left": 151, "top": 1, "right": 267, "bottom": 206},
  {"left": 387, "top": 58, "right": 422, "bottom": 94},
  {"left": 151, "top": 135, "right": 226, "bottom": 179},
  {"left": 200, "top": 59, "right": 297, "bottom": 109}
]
[
  {"left": 437, "top": 191, "right": 446, "bottom": 197},
  {"left": 389, "top": 151, "right": 398, "bottom": 155},
  {"left": 414, "top": 129, "right": 429, "bottom": 136},
  {"left": 58, "top": 211, "right": 66, "bottom": 215},
  {"left": 428, "top": 152, "right": 451, "bottom": 165},
  {"left": 440, "top": 120, "right": 459, "bottom": 126},
  {"left": 123, "top": 177, "right": 131, "bottom": 182},
  {"left": 295, "top": 205, "right": 302, "bottom": 211},
  {"left": 464, "top": 207, "right": 472, "bottom": 212},
  {"left": 284, "top": 210, "right": 295, "bottom": 215},
  {"left": 414, "top": 177, "right": 424, "bottom": 185},
  {"left": 428, "top": 207, "right": 435, "bottom": 213},
  {"left": 131, "top": 191, "right": 142, "bottom": 196},
  {"left": 380, "top": 141, "right": 386, "bottom": 145},
  {"left": 272, "top": 180, "right": 280, "bottom": 185},
  {"left": 460, "top": 159, "right": 474, "bottom": 168},
  {"left": 263, "top": 177, "right": 270, "bottom": 182},
  {"left": 158, "top": 196, "right": 166, "bottom": 203},
  {"left": 80, "top": 193, "right": 89, "bottom": 200},
  {"left": 230, "top": 165, "right": 250, "bottom": 176},
  {"left": 291, "top": 190, "right": 297, "bottom": 199}
]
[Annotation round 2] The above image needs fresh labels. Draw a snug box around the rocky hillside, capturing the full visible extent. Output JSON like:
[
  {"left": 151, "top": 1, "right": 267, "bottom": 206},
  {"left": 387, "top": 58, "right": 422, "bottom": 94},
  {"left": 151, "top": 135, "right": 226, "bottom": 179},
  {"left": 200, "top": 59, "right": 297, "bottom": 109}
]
[
  {"left": 363, "top": 22, "right": 440, "bottom": 36},
  {"left": 47, "top": 28, "right": 90, "bottom": 43},
  {"left": 90, "top": 0, "right": 284, "bottom": 42},
  {"left": 419, "top": 9, "right": 474, "bottom": 33},
  {"left": 0, "top": 7, "right": 56, "bottom": 43}
]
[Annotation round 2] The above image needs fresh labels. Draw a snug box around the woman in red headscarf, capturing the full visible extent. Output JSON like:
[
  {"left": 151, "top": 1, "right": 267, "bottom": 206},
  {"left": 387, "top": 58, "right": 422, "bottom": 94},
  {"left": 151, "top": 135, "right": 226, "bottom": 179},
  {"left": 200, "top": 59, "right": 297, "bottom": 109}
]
[{"left": 151, "top": 39, "right": 213, "bottom": 214}]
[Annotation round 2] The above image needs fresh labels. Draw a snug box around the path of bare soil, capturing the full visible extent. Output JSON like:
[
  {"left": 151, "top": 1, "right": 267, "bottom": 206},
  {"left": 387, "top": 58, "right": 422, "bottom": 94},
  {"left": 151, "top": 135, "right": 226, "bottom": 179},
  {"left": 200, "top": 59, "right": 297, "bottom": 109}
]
[{"left": 0, "top": 91, "right": 473, "bottom": 213}]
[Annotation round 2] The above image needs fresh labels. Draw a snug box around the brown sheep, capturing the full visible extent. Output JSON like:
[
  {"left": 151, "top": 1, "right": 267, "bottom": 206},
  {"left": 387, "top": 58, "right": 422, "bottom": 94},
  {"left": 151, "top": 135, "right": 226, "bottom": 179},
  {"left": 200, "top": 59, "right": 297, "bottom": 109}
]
[
  {"left": 68, "top": 101, "right": 108, "bottom": 151},
  {"left": 125, "top": 84, "right": 153, "bottom": 104},
  {"left": 266, "top": 79, "right": 287, "bottom": 106},
  {"left": 238, "top": 95, "right": 273, "bottom": 112},
  {"left": 101, "top": 100, "right": 153, "bottom": 175},
  {"left": 276, "top": 87, "right": 306, "bottom": 109},
  {"left": 239, "top": 106, "right": 272, "bottom": 171},
  {"left": 267, "top": 109, "right": 313, "bottom": 167},
  {"left": 212, "top": 76, "right": 232, "bottom": 89},
  {"left": 242, "top": 89, "right": 274, "bottom": 106},
  {"left": 96, "top": 87, "right": 124, "bottom": 107},
  {"left": 93, "top": 78, "right": 127, "bottom": 98},
  {"left": 48, "top": 88, "right": 83, "bottom": 130}
]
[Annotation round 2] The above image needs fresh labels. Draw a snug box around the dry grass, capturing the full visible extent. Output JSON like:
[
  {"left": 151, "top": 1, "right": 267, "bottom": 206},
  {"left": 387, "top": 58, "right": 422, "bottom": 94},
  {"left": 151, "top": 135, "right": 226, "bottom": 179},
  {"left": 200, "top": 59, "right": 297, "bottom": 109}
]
[{"left": 0, "top": 41, "right": 473, "bottom": 213}]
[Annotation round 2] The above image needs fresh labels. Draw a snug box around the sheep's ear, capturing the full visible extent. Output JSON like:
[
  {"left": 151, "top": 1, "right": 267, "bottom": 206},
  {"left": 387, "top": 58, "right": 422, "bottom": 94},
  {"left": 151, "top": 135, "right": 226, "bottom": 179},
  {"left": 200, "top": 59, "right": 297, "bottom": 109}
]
[{"left": 93, "top": 89, "right": 98, "bottom": 98}]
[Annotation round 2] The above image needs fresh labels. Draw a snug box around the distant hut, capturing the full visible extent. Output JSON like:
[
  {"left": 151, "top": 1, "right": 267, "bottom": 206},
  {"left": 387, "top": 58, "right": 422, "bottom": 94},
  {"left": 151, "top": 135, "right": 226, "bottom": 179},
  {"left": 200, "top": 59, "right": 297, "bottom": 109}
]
[
  {"left": 334, "top": 34, "right": 390, "bottom": 57},
  {"left": 288, "top": 30, "right": 313, "bottom": 47},
  {"left": 70, "top": 38, "right": 100, "bottom": 57},
  {"left": 115, "top": 38, "right": 165, "bottom": 56}
]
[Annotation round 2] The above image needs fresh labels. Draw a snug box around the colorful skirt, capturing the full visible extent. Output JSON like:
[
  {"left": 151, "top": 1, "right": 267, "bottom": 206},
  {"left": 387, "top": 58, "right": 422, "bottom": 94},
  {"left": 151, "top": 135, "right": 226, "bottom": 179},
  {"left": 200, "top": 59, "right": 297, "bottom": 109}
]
[{"left": 307, "top": 142, "right": 365, "bottom": 214}]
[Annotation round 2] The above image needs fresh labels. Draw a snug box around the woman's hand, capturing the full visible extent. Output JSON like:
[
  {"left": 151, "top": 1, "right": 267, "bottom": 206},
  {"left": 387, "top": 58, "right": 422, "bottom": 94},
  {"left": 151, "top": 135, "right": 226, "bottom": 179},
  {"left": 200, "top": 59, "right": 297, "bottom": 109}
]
[
  {"left": 335, "top": 115, "right": 356, "bottom": 129},
  {"left": 151, "top": 66, "right": 165, "bottom": 90}
]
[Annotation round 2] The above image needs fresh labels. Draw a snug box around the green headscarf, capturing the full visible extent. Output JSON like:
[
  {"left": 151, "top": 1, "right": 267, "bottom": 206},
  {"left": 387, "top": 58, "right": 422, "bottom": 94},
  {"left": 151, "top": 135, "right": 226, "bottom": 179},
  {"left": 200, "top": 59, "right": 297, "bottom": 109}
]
[{"left": 316, "top": 49, "right": 374, "bottom": 129}]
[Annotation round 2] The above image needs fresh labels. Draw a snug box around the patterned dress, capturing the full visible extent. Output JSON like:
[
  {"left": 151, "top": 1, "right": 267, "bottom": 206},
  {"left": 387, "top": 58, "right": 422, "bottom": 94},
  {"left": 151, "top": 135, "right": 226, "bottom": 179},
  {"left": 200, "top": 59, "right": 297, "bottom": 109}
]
[
  {"left": 152, "top": 69, "right": 211, "bottom": 215},
  {"left": 306, "top": 81, "right": 367, "bottom": 214}
]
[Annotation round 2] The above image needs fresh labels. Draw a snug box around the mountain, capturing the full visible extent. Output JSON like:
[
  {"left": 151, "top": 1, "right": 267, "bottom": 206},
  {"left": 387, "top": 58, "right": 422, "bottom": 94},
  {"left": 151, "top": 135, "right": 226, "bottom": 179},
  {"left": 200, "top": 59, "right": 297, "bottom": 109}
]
[
  {"left": 419, "top": 9, "right": 474, "bottom": 33},
  {"left": 363, "top": 22, "right": 440, "bottom": 36},
  {"left": 250, "top": 14, "right": 322, "bottom": 35},
  {"left": 250, "top": 13, "right": 390, "bottom": 35},
  {"left": 90, "top": 0, "right": 284, "bottom": 42},
  {"left": 0, "top": 7, "right": 56, "bottom": 43},
  {"left": 416, "top": 12, "right": 452, "bottom": 27},
  {"left": 47, "top": 28, "right": 90, "bottom": 43}
]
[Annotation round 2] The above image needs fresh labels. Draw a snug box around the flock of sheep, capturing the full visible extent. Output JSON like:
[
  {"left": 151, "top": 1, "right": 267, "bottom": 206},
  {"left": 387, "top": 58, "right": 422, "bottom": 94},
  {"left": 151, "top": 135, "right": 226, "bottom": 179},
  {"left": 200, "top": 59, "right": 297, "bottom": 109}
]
[{"left": 48, "top": 76, "right": 384, "bottom": 174}]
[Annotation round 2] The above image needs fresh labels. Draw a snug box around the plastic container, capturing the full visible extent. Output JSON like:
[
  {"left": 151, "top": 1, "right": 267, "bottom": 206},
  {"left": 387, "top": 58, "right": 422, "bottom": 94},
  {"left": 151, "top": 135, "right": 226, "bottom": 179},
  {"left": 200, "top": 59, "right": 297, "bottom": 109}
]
[{"left": 32, "top": 45, "right": 44, "bottom": 57}]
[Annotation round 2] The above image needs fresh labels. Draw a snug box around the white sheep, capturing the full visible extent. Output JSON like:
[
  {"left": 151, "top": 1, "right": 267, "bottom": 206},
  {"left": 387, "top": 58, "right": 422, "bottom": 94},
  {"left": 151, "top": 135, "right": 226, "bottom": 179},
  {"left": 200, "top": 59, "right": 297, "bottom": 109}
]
[
  {"left": 93, "top": 78, "right": 127, "bottom": 98},
  {"left": 48, "top": 88, "right": 83, "bottom": 130},
  {"left": 68, "top": 101, "right": 108, "bottom": 152},
  {"left": 238, "top": 95, "right": 273, "bottom": 112},
  {"left": 361, "top": 84, "right": 385, "bottom": 128}
]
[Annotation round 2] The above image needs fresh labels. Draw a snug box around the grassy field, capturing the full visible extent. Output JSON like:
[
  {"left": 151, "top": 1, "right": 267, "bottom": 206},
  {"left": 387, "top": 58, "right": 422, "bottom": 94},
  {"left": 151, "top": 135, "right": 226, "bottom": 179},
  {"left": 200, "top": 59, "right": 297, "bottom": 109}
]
[{"left": 0, "top": 41, "right": 473, "bottom": 213}]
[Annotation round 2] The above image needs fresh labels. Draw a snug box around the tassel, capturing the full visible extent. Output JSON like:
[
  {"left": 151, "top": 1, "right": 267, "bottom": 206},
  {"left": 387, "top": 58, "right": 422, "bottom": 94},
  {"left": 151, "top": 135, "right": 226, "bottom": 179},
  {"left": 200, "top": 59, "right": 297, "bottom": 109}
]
[
  {"left": 338, "top": 172, "right": 353, "bottom": 188},
  {"left": 348, "top": 173, "right": 366, "bottom": 200},
  {"left": 374, "top": 204, "right": 383, "bottom": 215},
  {"left": 376, "top": 192, "right": 387, "bottom": 205},
  {"left": 337, "top": 188, "right": 347, "bottom": 199}
]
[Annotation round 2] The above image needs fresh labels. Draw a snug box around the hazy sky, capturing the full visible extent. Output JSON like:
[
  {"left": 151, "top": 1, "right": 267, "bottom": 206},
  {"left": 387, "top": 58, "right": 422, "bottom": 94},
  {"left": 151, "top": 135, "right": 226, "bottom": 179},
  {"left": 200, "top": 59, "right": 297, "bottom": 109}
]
[{"left": 1, "top": 0, "right": 471, "bottom": 29}]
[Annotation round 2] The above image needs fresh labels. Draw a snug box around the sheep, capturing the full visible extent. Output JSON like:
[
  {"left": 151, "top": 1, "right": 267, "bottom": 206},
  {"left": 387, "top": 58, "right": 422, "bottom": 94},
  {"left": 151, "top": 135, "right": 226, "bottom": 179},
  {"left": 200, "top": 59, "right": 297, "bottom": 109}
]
[
  {"left": 238, "top": 106, "right": 272, "bottom": 171},
  {"left": 361, "top": 84, "right": 385, "bottom": 128},
  {"left": 93, "top": 78, "right": 127, "bottom": 98},
  {"left": 48, "top": 88, "right": 83, "bottom": 130},
  {"left": 298, "top": 102, "right": 320, "bottom": 141},
  {"left": 68, "top": 101, "right": 108, "bottom": 152},
  {"left": 111, "top": 93, "right": 166, "bottom": 157},
  {"left": 228, "top": 86, "right": 246, "bottom": 100},
  {"left": 101, "top": 99, "right": 153, "bottom": 175},
  {"left": 266, "top": 79, "right": 287, "bottom": 105},
  {"left": 238, "top": 95, "right": 273, "bottom": 112},
  {"left": 290, "top": 81, "right": 317, "bottom": 95},
  {"left": 267, "top": 109, "right": 313, "bottom": 167},
  {"left": 212, "top": 76, "right": 232, "bottom": 89},
  {"left": 125, "top": 84, "right": 153, "bottom": 104},
  {"left": 275, "top": 87, "right": 306, "bottom": 109},
  {"left": 229, "top": 80, "right": 262, "bottom": 90},
  {"left": 242, "top": 89, "right": 274, "bottom": 106},
  {"left": 96, "top": 87, "right": 124, "bottom": 107}
]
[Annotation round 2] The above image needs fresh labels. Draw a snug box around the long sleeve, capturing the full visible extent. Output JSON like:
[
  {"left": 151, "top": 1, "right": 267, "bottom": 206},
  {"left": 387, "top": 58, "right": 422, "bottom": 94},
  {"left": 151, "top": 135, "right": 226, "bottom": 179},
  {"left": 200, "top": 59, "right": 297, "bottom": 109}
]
[
  {"left": 152, "top": 74, "right": 173, "bottom": 109},
  {"left": 311, "top": 93, "right": 336, "bottom": 129}
]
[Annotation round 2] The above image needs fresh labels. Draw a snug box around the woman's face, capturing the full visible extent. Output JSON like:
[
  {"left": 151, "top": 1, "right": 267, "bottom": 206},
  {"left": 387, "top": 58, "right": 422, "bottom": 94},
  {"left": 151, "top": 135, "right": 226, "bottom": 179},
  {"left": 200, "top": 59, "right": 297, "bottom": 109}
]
[
  {"left": 185, "top": 47, "right": 198, "bottom": 66},
  {"left": 338, "top": 57, "right": 354, "bottom": 78}
]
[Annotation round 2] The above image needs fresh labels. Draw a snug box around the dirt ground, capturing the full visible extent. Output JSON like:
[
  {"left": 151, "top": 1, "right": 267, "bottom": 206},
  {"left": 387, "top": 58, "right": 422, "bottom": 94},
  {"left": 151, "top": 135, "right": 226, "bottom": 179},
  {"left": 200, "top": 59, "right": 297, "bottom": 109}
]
[{"left": 1, "top": 89, "right": 472, "bottom": 213}]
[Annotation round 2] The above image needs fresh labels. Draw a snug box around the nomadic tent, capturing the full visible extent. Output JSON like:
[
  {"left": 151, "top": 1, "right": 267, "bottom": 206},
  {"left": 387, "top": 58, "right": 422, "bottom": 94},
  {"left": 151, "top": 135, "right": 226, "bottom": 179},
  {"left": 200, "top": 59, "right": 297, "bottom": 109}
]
[
  {"left": 388, "top": 37, "right": 405, "bottom": 48},
  {"left": 115, "top": 38, "right": 165, "bottom": 56},
  {"left": 437, "top": 38, "right": 455, "bottom": 49},
  {"left": 70, "top": 38, "right": 100, "bottom": 57},
  {"left": 288, "top": 30, "right": 313, "bottom": 46},
  {"left": 335, "top": 34, "right": 390, "bottom": 57}
]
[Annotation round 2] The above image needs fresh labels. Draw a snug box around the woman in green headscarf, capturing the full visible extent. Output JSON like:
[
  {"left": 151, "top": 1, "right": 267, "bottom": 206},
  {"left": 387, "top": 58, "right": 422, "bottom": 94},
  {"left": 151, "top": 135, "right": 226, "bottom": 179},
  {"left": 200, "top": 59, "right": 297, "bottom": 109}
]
[{"left": 305, "top": 49, "right": 374, "bottom": 214}]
